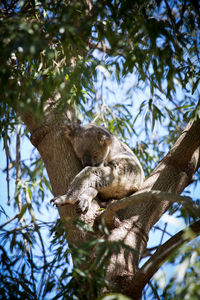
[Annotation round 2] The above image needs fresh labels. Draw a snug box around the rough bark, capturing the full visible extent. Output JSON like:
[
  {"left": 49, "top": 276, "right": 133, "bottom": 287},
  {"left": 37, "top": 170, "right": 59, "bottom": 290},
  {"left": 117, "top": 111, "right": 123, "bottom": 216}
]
[
  {"left": 22, "top": 101, "right": 101, "bottom": 243},
  {"left": 22, "top": 104, "right": 200, "bottom": 299}
]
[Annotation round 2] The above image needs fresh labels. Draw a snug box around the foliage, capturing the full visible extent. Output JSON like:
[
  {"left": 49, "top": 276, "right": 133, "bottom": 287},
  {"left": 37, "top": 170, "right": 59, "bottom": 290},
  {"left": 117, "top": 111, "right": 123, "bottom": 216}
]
[
  {"left": 0, "top": 0, "right": 200, "bottom": 299},
  {"left": 152, "top": 240, "right": 200, "bottom": 300},
  {"left": 0, "top": 215, "right": 134, "bottom": 299},
  {"left": 1, "top": 0, "right": 200, "bottom": 132}
]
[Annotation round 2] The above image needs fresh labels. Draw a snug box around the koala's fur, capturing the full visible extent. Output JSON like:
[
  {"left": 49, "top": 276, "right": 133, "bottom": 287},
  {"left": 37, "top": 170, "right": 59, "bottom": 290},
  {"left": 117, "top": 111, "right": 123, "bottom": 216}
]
[{"left": 51, "top": 124, "right": 144, "bottom": 213}]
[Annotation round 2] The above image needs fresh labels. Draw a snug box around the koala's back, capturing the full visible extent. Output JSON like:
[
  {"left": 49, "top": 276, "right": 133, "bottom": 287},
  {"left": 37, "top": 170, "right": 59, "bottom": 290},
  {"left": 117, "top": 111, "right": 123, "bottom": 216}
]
[{"left": 98, "top": 135, "right": 145, "bottom": 199}]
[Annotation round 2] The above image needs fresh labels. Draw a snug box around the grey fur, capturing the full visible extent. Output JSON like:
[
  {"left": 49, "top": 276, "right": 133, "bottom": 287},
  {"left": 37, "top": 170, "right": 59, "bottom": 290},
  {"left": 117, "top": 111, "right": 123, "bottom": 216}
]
[{"left": 51, "top": 124, "right": 144, "bottom": 213}]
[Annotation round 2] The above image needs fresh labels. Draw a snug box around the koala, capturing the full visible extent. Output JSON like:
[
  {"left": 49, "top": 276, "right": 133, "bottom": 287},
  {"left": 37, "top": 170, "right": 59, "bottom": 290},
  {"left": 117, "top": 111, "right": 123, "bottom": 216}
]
[{"left": 51, "top": 123, "right": 144, "bottom": 213}]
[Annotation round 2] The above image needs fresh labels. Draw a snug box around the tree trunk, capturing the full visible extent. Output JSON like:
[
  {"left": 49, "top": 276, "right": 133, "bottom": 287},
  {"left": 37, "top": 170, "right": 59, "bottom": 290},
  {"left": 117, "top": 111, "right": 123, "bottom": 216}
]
[
  {"left": 22, "top": 103, "right": 101, "bottom": 243},
  {"left": 22, "top": 105, "right": 200, "bottom": 299}
]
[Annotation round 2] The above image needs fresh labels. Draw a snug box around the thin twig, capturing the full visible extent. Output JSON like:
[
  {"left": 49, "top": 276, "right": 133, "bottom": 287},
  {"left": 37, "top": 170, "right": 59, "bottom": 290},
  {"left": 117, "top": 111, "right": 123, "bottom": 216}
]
[
  {"left": 16, "top": 123, "right": 23, "bottom": 213},
  {"left": 3, "top": 134, "right": 13, "bottom": 205},
  {"left": 0, "top": 214, "right": 18, "bottom": 230},
  {"left": 148, "top": 280, "right": 161, "bottom": 300},
  {"left": 159, "top": 222, "right": 168, "bottom": 246},
  {"left": 153, "top": 225, "right": 173, "bottom": 237}
]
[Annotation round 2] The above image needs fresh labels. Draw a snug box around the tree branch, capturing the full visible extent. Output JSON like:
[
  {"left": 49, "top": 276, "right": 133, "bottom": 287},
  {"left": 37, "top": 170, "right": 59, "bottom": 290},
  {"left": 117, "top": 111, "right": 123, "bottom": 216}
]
[
  {"left": 16, "top": 123, "right": 23, "bottom": 213},
  {"left": 0, "top": 214, "right": 19, "bottom": 230},
  {"left": 103, "top": 190, "right": 200, "bottom": 228},
  {"left": 129, "top": 220, "right": 200, "bottom": 295},
  {"left": 88, "top": 40, "right": 124, "bottom": 57},
  {"left": 89, "top": 40, "right": 111, "bottom": 54}
]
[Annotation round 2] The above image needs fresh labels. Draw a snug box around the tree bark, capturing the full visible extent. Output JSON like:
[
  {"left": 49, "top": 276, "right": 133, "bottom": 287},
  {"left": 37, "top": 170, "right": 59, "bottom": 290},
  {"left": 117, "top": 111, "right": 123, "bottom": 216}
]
[
  {"left": 111, "top": 120, "right": 200, "bottom": 298},
  {"left": 22, "top": 104, "right": 200, "bottom": 299},
  {"left": 22, "top": 101, "right": 101, "bottom": 243}
]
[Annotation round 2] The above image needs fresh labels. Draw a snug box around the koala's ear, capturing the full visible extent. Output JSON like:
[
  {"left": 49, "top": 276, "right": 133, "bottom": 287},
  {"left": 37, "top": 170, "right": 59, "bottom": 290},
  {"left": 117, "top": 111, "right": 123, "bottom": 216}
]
[
  {"left": 98, "top": 133, "right": 112, "bottom": 145},
  {"left": 64, "top": 120, "right": 82, "bottom": 140}
]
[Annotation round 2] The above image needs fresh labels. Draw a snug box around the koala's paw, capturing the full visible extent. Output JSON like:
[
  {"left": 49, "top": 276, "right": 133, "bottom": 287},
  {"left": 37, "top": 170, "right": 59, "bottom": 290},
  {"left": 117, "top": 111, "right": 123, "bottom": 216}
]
[
  {"left": 76, "top": 198, "right": 91, "bottom": 214},
  {"left": 50, "top": 195, "right": 68, "bottom": 207}
]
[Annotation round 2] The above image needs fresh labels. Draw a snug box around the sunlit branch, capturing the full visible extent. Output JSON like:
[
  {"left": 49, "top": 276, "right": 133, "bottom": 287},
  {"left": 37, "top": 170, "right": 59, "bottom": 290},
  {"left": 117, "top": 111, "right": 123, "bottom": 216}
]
[{"left": 103, "top": 190, "right": 200, "bottom": 228}]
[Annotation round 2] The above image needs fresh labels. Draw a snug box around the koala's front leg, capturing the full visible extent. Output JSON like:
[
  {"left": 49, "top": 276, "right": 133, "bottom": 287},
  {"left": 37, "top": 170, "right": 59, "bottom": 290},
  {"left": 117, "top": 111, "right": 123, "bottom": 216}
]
[{"left": 51, "top": 166, "right": 108, "bottom": 213}]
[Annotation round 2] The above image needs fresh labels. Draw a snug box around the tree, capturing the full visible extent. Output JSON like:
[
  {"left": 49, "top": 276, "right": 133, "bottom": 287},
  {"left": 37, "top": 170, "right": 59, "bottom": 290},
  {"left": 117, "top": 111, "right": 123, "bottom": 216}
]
[{"left": 0, "top": 1, "right": 200, "bottom": 299}]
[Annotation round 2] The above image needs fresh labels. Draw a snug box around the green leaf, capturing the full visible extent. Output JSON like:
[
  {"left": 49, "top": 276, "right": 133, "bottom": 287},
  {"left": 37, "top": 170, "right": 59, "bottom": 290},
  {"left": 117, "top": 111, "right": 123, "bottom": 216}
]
[
  {"left": 27, "top": 186, "right": 32, "bottom": 200},
  {"left": 17, "top": 204, "right": 28, "bottom": 221},
  {"left": 42, "top": 176, "right": 52, "bottom": 192}
]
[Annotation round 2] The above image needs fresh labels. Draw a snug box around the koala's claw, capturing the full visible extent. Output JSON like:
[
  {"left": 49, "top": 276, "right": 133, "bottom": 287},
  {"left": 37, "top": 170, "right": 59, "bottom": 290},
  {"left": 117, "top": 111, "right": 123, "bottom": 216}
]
[
  {"left": 50, "top": 195, "right": 90, "bottom": 213},
  {"left": 50, "top": 195, "right": 66, "bottom": 207},
  {"left": 50, "top": 197, "right": 60, "bottom": 207},
  {"left": 76, "top": 199, "right": 91, "bottom": 214}
]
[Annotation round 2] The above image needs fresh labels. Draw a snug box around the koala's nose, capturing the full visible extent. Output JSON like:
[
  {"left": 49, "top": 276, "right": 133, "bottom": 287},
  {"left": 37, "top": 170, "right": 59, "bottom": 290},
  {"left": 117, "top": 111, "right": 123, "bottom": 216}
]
[{"left": 82, "top": 154, "right": 92, "bottom": 167}]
